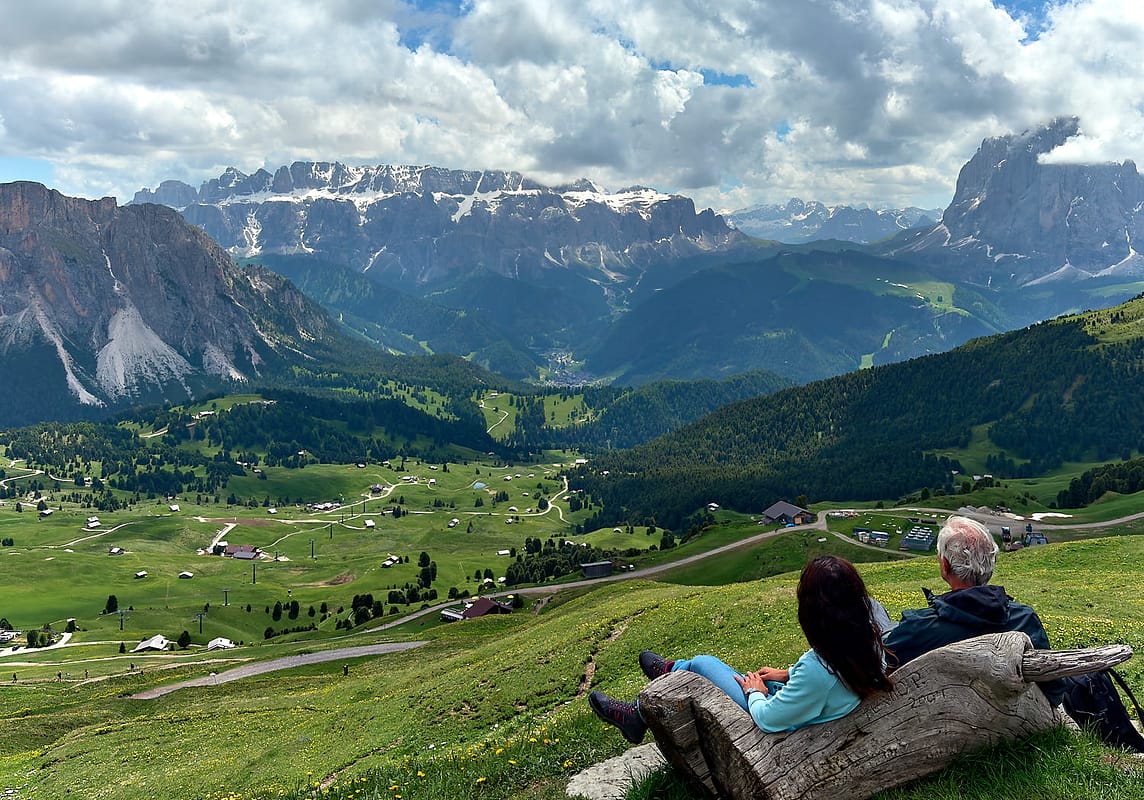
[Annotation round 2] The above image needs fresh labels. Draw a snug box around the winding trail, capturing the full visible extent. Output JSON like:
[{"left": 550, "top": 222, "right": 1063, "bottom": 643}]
[
  {"left": 0, "top": 463, "right": 42, "bottom": 491},
  {"left": 478, "top": 398, "right": 510, "bottom": 434}
]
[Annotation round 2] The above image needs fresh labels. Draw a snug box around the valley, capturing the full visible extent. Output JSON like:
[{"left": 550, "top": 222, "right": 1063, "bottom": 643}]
[{"left": 3, "top": 118, "right": 1144, "bottom": 800}]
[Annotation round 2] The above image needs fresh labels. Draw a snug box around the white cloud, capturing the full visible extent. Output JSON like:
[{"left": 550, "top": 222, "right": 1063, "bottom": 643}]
[{"left": 1, "top": 0, "right": 1142, "bottom": 212}]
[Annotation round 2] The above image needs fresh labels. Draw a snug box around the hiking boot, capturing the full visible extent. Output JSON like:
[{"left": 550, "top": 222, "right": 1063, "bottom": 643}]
[
  {"left": 639, "top": 650, "right": 673, "bottom": 680},
  {"left": 588, "top": 691, "right": 647, "bottom": 744}
]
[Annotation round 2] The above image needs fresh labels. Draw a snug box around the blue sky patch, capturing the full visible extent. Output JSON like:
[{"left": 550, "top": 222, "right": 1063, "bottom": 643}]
[
  {"left": 398, "top": 0, "right": 466, "bottom": 52},
  {"left": 699, "top": 69, "right": 753, "bottom": 89},
  {"left": 994, "top": 0, "right": 1050, "bottom": 39},
  {"left": 651, "top": 60, "right": 752, "bottom": 88},
  {"left": 0, "top": 157, "right": 54, "bottom": 186}
]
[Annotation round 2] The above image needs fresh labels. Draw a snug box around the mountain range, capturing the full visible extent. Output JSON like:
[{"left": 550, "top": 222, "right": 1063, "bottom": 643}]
[
  {"left": 7, "top": 118, "right": 1144, "bottom": 424},
  {"left": 126, "top": 118, "right": 1144, "bottom": 388},
  {"left": 728, "top": 199, "right": 940, "bottom": 244},
  {"left": 131, "top": 164, "right": 741, "bottom": 286}
]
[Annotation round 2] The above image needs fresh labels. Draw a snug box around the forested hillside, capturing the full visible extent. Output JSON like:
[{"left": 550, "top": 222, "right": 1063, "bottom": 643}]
[
  {"left": 250, "top": 255, "right": 543, "bottom": 380},
  {"left": 2, "top": 390, "right": 497, "bottom": 505},
  {"left": 501, "top": 371, "right": 791, "bottom": 452},
  {"left": 572, "top": 297, "right": 1144, "bottom": 530},
  {"left": 585, "top": 250, "right": 1001, "bottom": 384}
]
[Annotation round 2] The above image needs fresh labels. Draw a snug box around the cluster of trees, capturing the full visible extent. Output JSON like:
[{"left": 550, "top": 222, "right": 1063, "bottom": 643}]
[
  {"left": 384, "top": 585, "right": 440, "bottom": 607},
  {"left": 269, "top": 600, "right": 305, "bottom": 621},
  {"left": 1056, "top": 456, "right": 1144, "bottom": 508},
  {"left": 502, "top": 538, "right": 617, "bottom": 586},
  {"left": 0, "top": 387, "right": 504, "bottom": 507},
  {"left": 264, "top": 622, "right": 318, "bottom": 640},
  {"left": 161, "top": 390, "right": 496, "bottom": 466}
]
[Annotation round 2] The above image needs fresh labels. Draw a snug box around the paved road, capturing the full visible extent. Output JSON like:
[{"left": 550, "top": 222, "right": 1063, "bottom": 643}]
[
  {"left": 129, "top": 641, "right": 427, "bottom": 699},
  {"left": 898, "top": 505, "right": 1144, "bottom": 532},
  {"left": 364, "top": 515, "right": 822, "bottom": 632}
]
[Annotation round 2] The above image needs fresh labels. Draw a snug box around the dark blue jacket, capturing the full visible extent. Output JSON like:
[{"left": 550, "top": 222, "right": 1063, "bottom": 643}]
[{"left": 883, "top": 584, "right": 1065, "bottom": 706}]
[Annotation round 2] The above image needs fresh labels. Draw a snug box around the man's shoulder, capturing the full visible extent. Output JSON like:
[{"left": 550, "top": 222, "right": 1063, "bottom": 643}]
[{"left": 883, "top": 605, "right": 939, "bottom": 647}]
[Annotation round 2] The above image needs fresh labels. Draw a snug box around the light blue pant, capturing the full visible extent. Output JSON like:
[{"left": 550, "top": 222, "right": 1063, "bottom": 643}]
[
  {"left": 671, "top": 655, "right": 751, "bottom": 711},
  {"left": 635, "top": 654, "right": 781, "bottom": 720}
]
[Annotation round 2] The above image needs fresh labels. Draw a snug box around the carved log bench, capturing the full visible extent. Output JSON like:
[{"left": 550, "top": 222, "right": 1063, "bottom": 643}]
[{"left": 637, "top": 631, "right": 1132, "bottom": 800}]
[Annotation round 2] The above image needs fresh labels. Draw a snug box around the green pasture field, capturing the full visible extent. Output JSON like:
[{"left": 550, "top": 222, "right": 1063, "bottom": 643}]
[
  {"left": 0, "top": 455, "right": 580, "bottom": 650},
  {"left": 542, "top": 393, "right": 591, "bottom": 428},
  {"left": 478, "top": 390, "right": 520, "bottom": 438},
  {"left": 4, "top": 408, "right": 1144, "bottom": 799},
  {"left": 574, "top": 512, "right": 806, "bottom": 575},
  {"left": 928, "top": 423, "right": 1144, "bottom": 512},
  {"left": 1, "top": 534, "right": 1141, "bottom": 800},
  {"left": 656, "top": 524, "right": 910, "bottom": 586}
]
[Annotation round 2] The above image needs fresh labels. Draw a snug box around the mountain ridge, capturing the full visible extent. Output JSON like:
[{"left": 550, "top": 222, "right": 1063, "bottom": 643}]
[
  {"left": 728, "top": 199, "right": 939, "bottom": 244},
  {"left": 0, "top": 182, "right": 355, "bottom": 424},
  {"left": 132, "top": 162, "right": 745, "bottom": 287}
]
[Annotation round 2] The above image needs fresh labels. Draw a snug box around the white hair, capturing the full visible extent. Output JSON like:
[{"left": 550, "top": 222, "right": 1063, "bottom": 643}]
[{"left": 937, "top": 516, "right": 998, "bottom": 586}]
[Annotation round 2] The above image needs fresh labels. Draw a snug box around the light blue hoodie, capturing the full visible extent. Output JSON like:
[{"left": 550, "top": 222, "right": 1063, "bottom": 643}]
[{"left": 746, "top": 648, "right": 859, "bottom": 732}]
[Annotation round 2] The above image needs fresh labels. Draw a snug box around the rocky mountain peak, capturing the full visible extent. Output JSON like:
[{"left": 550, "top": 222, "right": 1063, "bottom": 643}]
[
  {"left": 0, "top": 181, "right": 338, "bottom": 423},
  {"left": 133, "top": 162, "right": 743, "bottom": 286},
  {"left": 895, "top": 117, "right": 1144, "bottom": 286}
]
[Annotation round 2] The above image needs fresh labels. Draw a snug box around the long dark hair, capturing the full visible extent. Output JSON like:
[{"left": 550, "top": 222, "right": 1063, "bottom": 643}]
[{"left": 797, "top": 556, "right": 893, "bottom": 699}]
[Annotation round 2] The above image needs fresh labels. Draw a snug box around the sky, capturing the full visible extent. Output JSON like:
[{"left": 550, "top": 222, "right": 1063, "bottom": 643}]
[{"left": 1, "top": 0, "right": 1142, "bottom": 213}]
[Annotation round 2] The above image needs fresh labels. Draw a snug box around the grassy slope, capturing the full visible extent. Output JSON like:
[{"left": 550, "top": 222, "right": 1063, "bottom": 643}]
[{"left": 0, "top": 534, "right": 1141, "bottom": 800}]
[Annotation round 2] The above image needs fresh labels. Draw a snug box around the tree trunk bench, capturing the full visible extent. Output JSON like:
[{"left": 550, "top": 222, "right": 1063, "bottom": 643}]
[{"left": 637, "top": 631, "right": 1132, "bottom": 800}]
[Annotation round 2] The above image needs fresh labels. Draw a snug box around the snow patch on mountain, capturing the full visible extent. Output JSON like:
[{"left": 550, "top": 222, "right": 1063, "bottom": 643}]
[
  {"left": 564, "top": 187, "right": 675, "bottom": 218},
  {"left": 241, "top": 211, "right": 263, "bottom": 256}
]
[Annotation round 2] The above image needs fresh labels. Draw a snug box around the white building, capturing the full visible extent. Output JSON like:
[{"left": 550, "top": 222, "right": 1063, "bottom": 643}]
[{"left": 132, "top": 634, "right": 170, "bottom": 652}]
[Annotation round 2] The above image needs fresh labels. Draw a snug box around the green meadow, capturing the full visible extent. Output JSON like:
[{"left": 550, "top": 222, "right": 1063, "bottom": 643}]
[
  {"left": 3, "top": 404, "right": 1144, "bottom": 800},
  {"left": 0, "top": 531, "right": 1141, "bottom": 800}
]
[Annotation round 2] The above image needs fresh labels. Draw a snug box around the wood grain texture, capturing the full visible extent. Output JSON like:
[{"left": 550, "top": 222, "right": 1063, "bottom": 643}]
[{"left": 638, "top": 632, "right": 1133, "bottom": 800}]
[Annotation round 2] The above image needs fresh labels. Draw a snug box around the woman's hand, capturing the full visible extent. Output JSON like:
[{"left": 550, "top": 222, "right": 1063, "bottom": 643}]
[
  {"left": 735, "top": 671, "right": 771, "bottom": 697},
  {"left": 753, "top": 666, "right": 789, "bottom": 684}
]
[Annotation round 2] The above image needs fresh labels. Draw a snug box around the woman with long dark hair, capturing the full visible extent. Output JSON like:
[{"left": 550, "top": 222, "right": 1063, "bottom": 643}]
[{"left": 589, "top": 555, "right": 893, "bottom": 743}]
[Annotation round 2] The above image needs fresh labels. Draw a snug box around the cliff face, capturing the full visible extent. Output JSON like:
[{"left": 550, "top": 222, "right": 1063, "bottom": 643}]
[
  {"left": 895, "top": 118, "right": 1144, "bottom": 285},
  {"left": 0, "top": 182, "right": 335, "bottom": 421},
  {"left": 134, "top": 163, "right": 744, "bottom": 287}
]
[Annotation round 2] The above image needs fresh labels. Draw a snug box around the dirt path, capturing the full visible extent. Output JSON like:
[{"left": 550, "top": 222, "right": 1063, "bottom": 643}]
[{"left": 129, "top": 641, "right": 426, "bottom": 699}]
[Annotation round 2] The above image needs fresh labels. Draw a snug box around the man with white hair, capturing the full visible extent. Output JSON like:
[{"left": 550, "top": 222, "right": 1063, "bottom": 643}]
[{"left": 883, "top": 515, "right": 1065, "bottom": 705}]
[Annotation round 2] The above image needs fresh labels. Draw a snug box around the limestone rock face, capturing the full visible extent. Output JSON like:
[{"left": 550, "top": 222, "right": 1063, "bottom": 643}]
[
  {"left": 895, "top": 117, "right": 1144, "bottom": 286},
  {"left": 0, "top": 181, "right": 337, "bottom": 423},
  {"left": 133, "top": 163, "right": 743, "bottom": 288}
]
